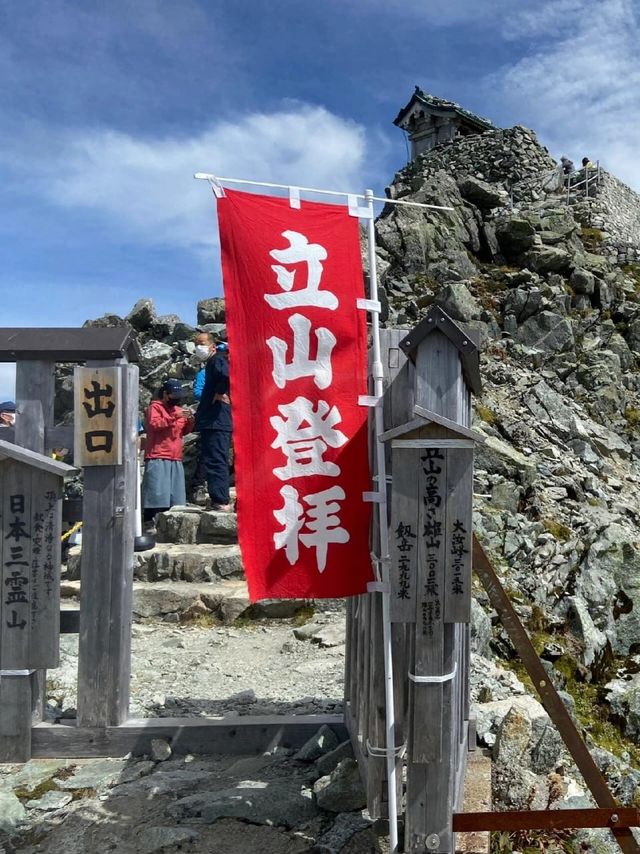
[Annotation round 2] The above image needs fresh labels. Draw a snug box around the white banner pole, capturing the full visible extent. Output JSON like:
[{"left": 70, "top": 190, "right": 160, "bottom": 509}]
[{"left": 365, "top": 188, "right": 399, "bottom": 853}]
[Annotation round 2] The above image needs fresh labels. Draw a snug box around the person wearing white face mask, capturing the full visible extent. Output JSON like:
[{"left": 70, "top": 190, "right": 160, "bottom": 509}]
[
  {"left": 0, "top": 401, "right": 16, "bottom": 427},
  {"left": 193, "top": 332, "right": 232, "bottom": 511}
]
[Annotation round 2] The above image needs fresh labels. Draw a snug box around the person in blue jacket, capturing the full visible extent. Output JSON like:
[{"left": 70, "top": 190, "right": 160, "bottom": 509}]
[
  {"left": 194, "top": 332, "right": 232, "bottom": 511},
  {"left": 189, "top": 363, "right": 207, "bottom": 503}
]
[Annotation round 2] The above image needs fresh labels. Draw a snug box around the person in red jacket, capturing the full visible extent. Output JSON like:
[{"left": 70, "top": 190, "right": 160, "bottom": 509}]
[{"left": 142, "top": 379, "right": 194, "bottom": 527}]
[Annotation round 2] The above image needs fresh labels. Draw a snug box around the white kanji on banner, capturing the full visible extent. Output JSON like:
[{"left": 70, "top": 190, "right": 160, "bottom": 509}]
[
  {"left": 266, "top": 230, "right": 338, "bottom": 310},
  {"left": 273, "top": 484, "right": 349, "bottom": 572},
  {"left": 270, "top": 396, "right": 347, "bottom": 480},
  {"left": 267, "top": 313, "right": 336, "bottom": 390}
]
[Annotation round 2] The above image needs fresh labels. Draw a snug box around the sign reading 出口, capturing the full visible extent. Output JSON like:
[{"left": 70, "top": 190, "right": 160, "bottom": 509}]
[{"left": 74, "top": 367, "right": 122, "bottom": 467}]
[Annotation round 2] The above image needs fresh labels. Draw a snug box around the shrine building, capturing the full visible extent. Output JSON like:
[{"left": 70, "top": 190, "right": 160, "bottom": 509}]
[{"left": 394, "top": 86, "right": 494, "bottom": 160}]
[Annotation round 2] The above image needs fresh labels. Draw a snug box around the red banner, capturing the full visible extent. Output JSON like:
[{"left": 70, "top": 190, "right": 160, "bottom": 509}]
[{"left": 217, "top": 189, "right": 373, "bottom": 601}]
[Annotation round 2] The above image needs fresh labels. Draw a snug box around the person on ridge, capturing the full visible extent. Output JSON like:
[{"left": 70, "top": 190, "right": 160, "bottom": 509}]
[
  {"left": 560, "top": 156, "right": 574, "bottom": 176},
  {"left": 194, "top": 332, "right": 232, "bottom": 512},
  {"left": 582, "top": 156, "right": 595, "bottom": 169},
  {"left": 142, "top": 378, "right": 194, "bottom": 530}
]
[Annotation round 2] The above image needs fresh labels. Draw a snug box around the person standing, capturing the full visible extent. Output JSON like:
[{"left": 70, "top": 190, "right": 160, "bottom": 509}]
[
  {"left": 194, "top": 332, "right": 232, "bottom": 512},
  {"left": 142, "top": 379, "right": 194, "bottom": 528},
  {"left": 188, "top": 361, "right": 208, "bottom": 504}
]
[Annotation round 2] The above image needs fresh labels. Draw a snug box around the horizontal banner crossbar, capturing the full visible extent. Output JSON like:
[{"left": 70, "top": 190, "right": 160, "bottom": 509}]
[
  {"left": 193, "top": 174, "right": 453, "bottom": 210},
  {"left": 409, "top": 663, "right": 457, "bottom": 684}
]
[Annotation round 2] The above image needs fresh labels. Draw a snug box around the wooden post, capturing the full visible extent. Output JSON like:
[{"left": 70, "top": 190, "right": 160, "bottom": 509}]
[
  {"left": 405, "top": 331, "right": 473, "bottom": 853},
  {"left": 77, "top": 361, "right": 138, "bottom": 727},
  {"left": 0, "top": 360, "right": 55, "bottom": 762}
]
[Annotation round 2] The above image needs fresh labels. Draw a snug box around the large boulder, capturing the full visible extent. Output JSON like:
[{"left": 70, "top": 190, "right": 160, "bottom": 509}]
[
  {"left": 523, "top": 246, "right": 573, "bottom": 274},
  {"left": 197, "top": 297, "right": 226, "bottom": 325},
  {"left": 127, "top": 298, "right": 157, "bottom": 332},
  {"left": 313, "top": 759, "right": 366, "bottom": 813},
  {"left": 433, "top": 281, "right": 481, "bottom": 322},
  {"left": 495, "top": 217, "right": 537, "bottom": 258},
  {"left": 516, "top": 311, "right": 574, "bottom": 353},
  {"left": 457, "top": 176, "right": 508, "bottom": 210}
]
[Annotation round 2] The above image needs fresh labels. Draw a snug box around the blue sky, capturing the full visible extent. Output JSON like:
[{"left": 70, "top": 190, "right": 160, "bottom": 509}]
[{"left": 1, "top": 0, "right": 639, "bottom": 398}]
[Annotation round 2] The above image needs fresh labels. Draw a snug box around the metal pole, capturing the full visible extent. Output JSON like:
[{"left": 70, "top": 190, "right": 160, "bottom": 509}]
[{"left": 365, "top": 188, "right": 399, "bottom": 854}]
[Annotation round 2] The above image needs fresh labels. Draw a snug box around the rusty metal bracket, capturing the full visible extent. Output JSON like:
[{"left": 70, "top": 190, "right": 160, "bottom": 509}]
[
  {"left": 472, "top": 535, "right": 640, "bottom": 854},
  {"left": 454, "top": 807, "right": 640, "bottom": 833}
]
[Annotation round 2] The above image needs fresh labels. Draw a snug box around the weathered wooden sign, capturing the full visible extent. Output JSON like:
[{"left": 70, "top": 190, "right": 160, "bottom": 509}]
[
  {"left": 0, "top": 442, "right": 76, "bottom": 669},
  {"left": 74, "top": 366, "right": 122, "bottom": 467}
]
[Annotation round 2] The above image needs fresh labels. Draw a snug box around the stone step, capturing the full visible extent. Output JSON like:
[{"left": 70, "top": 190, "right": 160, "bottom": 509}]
[
  {"left": 155, "top": 506, "right": 237, "bottom": 546},
  {"left": 66, "top": 542, "right": 243, "bottom": 584},
  {"left": 61, "top": 579, "right": 308, "bottom": 624}
]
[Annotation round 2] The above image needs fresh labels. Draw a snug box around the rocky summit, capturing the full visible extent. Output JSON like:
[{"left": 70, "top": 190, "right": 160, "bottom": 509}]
[{"left": 5, "top": 122, "right": 640, "bottom": 854}]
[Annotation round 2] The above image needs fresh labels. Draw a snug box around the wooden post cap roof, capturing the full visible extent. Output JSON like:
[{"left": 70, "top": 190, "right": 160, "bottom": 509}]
[
  {"left": 0, "top": 327, "right": 141, "bottom": 363},
  {"left": 398, "top": 305, "right": 482, "bottom": 395},
  {"left": 0, "top": 439, "right": 79, "bottom": 477}
]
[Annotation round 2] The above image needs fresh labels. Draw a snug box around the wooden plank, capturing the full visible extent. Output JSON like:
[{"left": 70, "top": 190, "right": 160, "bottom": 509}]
[
  {"left": 412, "top": 445, "right": 447, "bottom": 762},
  {"left": 0, "top": 461, "right": 33, "bottom": 668},
  {"left": 0, "top": 327, "right": 141, "bottom": 363},
  {"left": 74, "top": 366, "right": 123, "bottom": 467},
  {"left": 412, "top": 405, "right": 484, "bottom": 443},
  {"left": 32, "top": 715, "right": 348, "bottom": 758},
  {"left": 453, "top": 808, "right": 640, "bottom": 833},
  {"left": 77, "top": 363, "right": 138, "bottom": 727},
  {"left": 443, "top": 448, "right": 473, "bottom": 623},
  {"left": 0, "top": 672, "right": 32, "bottom": 761},
  {"left": 415, "top": 332, "right": 464, "bottom": 422},
  {"left": 0, "top": 440, "right": 77, "bottom": 476},
  {"left": 389, "top": 448, "right": 420, "bottom": 622},
  {"left": 28, "top": 471, "right": 62, "bottom": 668}
]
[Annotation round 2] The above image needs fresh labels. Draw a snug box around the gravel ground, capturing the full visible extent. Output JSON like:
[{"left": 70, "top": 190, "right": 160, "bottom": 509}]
[{"left": 47, "top": 607, "right": 347, "bottom": 720}]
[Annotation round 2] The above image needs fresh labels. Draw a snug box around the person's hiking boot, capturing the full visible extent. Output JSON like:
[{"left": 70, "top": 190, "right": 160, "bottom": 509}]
[
  {"left": 189, "top": 484, "right": 208, "bottom": 506},
  {"left": 211, "top": 503, "right": 232, "bottom": 512}
]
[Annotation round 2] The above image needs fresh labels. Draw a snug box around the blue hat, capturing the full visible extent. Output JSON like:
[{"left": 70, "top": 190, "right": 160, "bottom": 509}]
[
  {"left": 216, "top": 341, "right": 229, "bottom": 352},
  {"left": 162, "top": 379, "right": 184, "bottom": 399},
  {"left": 0, "top": 401, "right": 16, "bottom": 412}
]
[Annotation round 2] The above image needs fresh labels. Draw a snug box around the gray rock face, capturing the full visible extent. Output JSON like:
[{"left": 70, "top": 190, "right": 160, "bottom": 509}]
[
  {"left": 197, "top": 297, "right": 226, "bottom": 325},
  {"left": 166, "top": 780, "right": 319, "bottom": 828},
  {"left": 25, "top": 790, "right": 73, "bottom": 811},
  {"left": 570, "top": 268, "right": 595, "bottom": 295},
  {"left": 516, "top": 311, "right": 574, "bottom": 352},
  {"left": 523, "top": 246, "right": 573, "bottom": 273},
  {"left": 127, "top": 298, "right": 157, "bottom": 331},
  {"left": 313, "top": 759, "right": 366, "bottom": 813},
  {"left": 137, "top": 826, "right": 200, "bottom": 854},
  {"left": 457, "top": 175, "right": 508, "bottom": 210},
  {"left": 495, "top": 217, "right": 537, "bottom": 257},
  {"left": 433, "top": 281, "right": 481, "bottom": 322},
  {"left": 315, "top": 741, "right": 355, "bottom": 777},
  {"left": 0, "top": 790, "right": 27, "bottom": 830},
  {"left": 294, "top": 725, "right": 340, "bottom": 762},
  {"left": 133, "top": 544, "right": 243, "bottom": 583}
]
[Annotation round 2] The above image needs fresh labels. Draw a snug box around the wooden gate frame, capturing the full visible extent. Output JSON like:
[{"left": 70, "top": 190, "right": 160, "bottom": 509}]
[{"left": 0, "top": 327, "right": 346, "bottom": 763}]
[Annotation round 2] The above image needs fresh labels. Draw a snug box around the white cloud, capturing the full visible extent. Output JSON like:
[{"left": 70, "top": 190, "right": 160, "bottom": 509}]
[
  {"left": 9, "top": 104, "right": 382, "bottom": 253},
  {"left": 364, "top": 0, "right": 537, "bottom": 26},
  {"left": 0, "top": 364, "right": 16, "bottom": 402},
  {"left": 488, "top": 0, "right": 640, "bottom": 189}
]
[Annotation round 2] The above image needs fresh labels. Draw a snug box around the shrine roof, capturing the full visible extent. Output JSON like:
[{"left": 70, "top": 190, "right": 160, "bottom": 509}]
[{"left": 393, "top": 86, "right": 494, "bottom": 132}]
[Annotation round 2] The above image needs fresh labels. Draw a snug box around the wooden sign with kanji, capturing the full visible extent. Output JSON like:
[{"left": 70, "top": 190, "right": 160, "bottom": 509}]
[
  {"left": 0, "top": 441, "right": 77, "bottom": 669},
  {"left": 74, "top": 366, "right": 122, "bottom": 467}
]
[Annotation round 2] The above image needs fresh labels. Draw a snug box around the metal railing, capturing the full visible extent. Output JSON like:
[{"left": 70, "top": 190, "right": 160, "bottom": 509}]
[{"left": 566, "top": 160, "right": 601, "bottom": 201}]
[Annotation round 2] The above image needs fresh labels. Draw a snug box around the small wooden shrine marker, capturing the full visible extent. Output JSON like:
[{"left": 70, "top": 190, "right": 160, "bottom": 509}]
[{"left": 0, "top": 440, "right": 77, "bottom": 760}]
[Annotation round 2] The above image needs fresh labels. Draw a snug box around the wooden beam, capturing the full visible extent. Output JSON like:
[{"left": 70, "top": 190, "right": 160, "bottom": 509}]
[
  {"left": 453, "top": 808, "right": 640, "bottom": 833},
  {"left": 77, "top": 362, "right": 138, "bottom": 727},
  {"left": 31, "top": 715, "right": 348, "bottom": 758}
]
